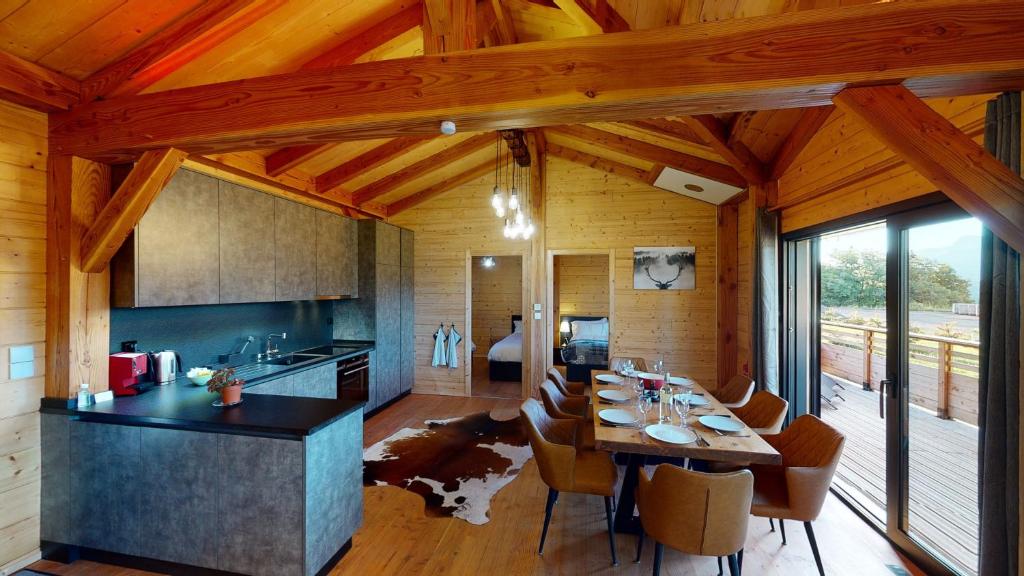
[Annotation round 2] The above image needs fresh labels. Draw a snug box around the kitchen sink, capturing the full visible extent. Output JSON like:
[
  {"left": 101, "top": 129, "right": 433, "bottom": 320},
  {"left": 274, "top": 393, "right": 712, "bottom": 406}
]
[{"left": 263, "top": 352, "right": 327, "bottom": 366}]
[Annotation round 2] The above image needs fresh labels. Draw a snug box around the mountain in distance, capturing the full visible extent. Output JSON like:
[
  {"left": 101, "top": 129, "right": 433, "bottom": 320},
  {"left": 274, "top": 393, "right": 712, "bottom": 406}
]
[{"left": 913, "top": 233, "right": 982, "bottom": 302}]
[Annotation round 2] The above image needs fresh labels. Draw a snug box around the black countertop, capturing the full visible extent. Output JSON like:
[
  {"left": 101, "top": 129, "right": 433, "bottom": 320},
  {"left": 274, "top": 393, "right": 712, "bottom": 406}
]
[{"left": 40, "top": 341, "right": 373, "bottom": 440}]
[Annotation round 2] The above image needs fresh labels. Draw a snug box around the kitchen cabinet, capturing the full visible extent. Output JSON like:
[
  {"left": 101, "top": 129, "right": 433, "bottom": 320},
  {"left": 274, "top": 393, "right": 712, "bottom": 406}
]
[
  {"left": 275, "top": 198, "right": 317, "bottom": 301},
  {"left": 219, "top": 181, "right": 276, "bottom": 303},
  {"left": 400, "top": 229, "right": 414, "bottom": 395},
  {"left": 247, "top": 374, "right": 294, "bottom": 396},
  {"left": 293, "top": 363, "right": 336, "bottom": 399},
  {"left": 316, "top": 210, "right": 357, "bottom": 298},
  {"left": 112, "top": 169, "right": 220, "bottom": 307},
  {"left": 374, "top": 264, "right": 401, "bottom": 408}
]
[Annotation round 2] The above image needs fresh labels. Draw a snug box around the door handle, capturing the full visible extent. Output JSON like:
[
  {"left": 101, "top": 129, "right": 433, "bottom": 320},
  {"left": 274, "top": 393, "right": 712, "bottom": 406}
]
[{"left": 879, "top": 379, "right": 889, "bottom": 419}]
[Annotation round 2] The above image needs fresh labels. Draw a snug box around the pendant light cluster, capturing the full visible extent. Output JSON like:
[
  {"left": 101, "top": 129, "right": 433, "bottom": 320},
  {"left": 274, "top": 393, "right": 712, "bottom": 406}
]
[{"left": 490, "top": 130, "right": 535, "bottom": 240}]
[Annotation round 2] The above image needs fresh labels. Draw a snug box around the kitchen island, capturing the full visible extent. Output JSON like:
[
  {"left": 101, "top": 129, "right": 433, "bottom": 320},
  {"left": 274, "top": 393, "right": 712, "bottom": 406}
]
[{"left": 39, "top": 366, "right": 366, "bottom": 576}]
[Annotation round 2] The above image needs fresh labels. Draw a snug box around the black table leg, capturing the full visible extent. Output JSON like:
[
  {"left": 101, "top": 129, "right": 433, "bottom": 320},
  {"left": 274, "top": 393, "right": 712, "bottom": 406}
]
[{"left": 614, "top": 453, "right": 646, "bottom": 533}]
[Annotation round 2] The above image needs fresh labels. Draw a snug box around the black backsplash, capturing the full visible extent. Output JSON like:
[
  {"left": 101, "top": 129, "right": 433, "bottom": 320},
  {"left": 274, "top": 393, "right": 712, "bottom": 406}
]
[{"left": 110, "top": 301, "right": 335, "bottom": 370}]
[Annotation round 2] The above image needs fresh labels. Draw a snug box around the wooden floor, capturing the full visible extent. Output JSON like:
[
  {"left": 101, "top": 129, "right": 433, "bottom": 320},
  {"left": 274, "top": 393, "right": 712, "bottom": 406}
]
[
  {"left": 470, "top": 356, "right": 522, "bottom": 398},
  {"left": 821, "top": 378, "right": 979, "bottom": 575},
  {"left": 32, "top": 393, "right": 928, "bottom": 576}
]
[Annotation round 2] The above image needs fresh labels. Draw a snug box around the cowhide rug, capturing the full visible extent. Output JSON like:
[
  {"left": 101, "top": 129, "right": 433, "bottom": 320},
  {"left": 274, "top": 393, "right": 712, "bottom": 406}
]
[{"left": 363, "top": 412, "right": 532, "bottom": 525}]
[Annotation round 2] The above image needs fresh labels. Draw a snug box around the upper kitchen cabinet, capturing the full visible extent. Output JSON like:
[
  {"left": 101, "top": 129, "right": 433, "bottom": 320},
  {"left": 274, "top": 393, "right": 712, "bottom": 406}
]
[
  {"left": 112, "top": 169, "right": 220, "bottom": 308},
  {"left": 358, "top": 220, "right": 400, "bottom": 268},
  {"left": 316, "top": 210, "right": 357, "bottom": 299},
  {"left": 274, "top": 198, "right": 317, "bottom": 301},
  {"left": 219, "top": 182, "right": 276, "bottom": 303}
]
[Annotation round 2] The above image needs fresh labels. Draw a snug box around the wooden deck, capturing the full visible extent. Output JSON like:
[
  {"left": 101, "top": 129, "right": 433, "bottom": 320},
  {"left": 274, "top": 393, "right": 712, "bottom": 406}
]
[{"left": 821, "top": 375, "right": 979, "bottom": 576}]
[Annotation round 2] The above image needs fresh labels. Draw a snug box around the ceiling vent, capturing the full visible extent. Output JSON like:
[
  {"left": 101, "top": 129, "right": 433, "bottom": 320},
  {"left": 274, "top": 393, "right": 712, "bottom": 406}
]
[{"left": 651, "top": 167, "right": 744, "bottom": 205}]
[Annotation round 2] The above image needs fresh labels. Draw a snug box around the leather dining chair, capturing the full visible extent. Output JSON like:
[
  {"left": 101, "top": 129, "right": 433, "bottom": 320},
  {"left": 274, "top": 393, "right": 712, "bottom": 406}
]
[
  {"left": 609, "top": 356, "right": 648, "bottom": 373},
  {"left": 539, "top": 379, "right": 595, "bottom": 449},
  {"left": 634, "top": 465, "right": 753, "bottom": 576},
  {"left": 712, "top": 374, "right": 756, "bottom": 409},
  {"left": 548, "top": 367, "right": 586, "bottom": 396},
  {"left": 520, "top": 398, "right": 619, "bottom": 566},
  {"left": 732, "top": 391, "right": 789, "bottom": 435},
  {"left": 749, "top": 414, "right": 845, "bottom": 576}
]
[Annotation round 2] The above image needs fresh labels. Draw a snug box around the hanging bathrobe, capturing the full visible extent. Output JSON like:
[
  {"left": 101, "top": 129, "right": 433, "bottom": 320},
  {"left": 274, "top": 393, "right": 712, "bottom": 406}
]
[
  {"left": 447, "top": 325, "right": 462, "bottom": 370},
  {"left": 431, "top": 325, "right": 447, "bottom": 367}
]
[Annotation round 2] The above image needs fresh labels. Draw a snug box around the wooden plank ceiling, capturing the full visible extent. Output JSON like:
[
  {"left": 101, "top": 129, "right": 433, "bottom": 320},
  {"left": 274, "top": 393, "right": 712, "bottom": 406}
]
[{"left": 0, "top": 0, "right": 931, "bottom": 217}]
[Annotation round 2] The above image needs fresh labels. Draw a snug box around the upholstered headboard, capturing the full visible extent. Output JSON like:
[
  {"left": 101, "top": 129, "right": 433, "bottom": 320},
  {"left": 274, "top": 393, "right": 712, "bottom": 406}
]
[
  {"left": 511, "top": 314, "right": 522, "bottom": 334},
  {"left": 559, "top": 315, "right": 607, "bottom": 339}
]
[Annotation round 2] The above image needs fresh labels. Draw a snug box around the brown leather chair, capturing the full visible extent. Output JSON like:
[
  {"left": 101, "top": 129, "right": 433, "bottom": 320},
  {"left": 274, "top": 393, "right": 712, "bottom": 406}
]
[
  {"left": 712, "top": 374, "right": 755, "bottom": 409},
  {"left": 749, "top": 414, "right": 845, "bottom": 576},
  {"left": 520, "top": 399, "right": 619, "bottom": 566},
  {"left": 609, "top": 356, "right": 648, "bottom": 373},
  {"left": 733, "top": 391, "right": 789, "bottom": 435},
  {"left": 548, "top": 367, "right": 585, "bottom": 396},
  {"left": 539, "top": 379, "right": 595, "bottom": 449},
  {"left": 635, "top": 465, "right": 753, "bottom": 576}
]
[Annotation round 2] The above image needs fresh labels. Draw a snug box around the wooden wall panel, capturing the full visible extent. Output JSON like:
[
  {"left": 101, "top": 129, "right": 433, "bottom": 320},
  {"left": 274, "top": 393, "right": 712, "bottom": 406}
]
[
  {"left": 553, "top": 254, "right": 610, "bottom": 342},
  {"left": 0, "top": 100, "right": 45, "bottom": 572},
  {"left": 471, "top": 256, "right": 523, "bottom": 357},
  {"left": 545, "top": 156, "right": 719, "bottom": 385},
  {"left": 736, "top": 195, "right": 754, "bottom": 378}
]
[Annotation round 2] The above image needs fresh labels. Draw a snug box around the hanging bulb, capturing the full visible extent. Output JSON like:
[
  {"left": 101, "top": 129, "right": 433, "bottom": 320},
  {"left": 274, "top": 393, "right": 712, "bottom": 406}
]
[
  {"left": 524, "top": 220, "right": 535, "bottom": 239},
  {"left": 508, "top": 188, "right": 520, "bottom": 211},
  {"left": 503, "top": 218, "right": 513, "bottom": 239},
  {"left": 491, "top": 186, "right": 504, "bottom": 210},
  {"left": 514, "top": 210, "right": 525, "bottom": 226},
  {"left": 495, "top": 205, "right": 505, "bottom": 218}
]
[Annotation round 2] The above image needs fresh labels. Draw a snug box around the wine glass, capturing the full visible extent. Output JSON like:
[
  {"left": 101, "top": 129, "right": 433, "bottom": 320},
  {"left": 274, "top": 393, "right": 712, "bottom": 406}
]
[
  {"left": 636, "top": 395, "right": 652, "bottom": 430},
  {"left": 674, "top": 392, "right": 690, "bottom": 428}
]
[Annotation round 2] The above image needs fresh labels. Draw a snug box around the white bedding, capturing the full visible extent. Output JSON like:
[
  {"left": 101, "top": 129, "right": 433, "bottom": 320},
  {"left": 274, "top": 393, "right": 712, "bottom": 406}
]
[{"left": 487, "top": 332, "right": 523, "bottom": 363}]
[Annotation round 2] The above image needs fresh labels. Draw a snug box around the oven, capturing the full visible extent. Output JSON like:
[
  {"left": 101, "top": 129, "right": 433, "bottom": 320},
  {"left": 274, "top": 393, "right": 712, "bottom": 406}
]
[{"left": 337, "top": 353, "right": 370, "bottom": 402}]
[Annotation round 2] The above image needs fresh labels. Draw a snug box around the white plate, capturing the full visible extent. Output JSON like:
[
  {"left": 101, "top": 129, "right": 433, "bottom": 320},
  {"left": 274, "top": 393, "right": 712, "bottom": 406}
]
[
  {"left": 597, "top": 389, "right": 630, "bottom": 403},
  {"left": 645, "top": 424, "right": 697, "bottom": 445},
  {"left": 668, "top": 376, "right": 694, "bottom": 386},
  {"left": 598, "top": 408, "right": 637, "bottom": 426},
  {"left": 699, "top": 415, "right": 745, "bottom": 433},
  {"left": 674, "top": 393, "right": 710, "bottom": 407},
  {"left": 596, "top": 374, "right": 624, "bottom": 385},
  {"left": 635, "top": 372, "right": 662, "bottom": 381}
]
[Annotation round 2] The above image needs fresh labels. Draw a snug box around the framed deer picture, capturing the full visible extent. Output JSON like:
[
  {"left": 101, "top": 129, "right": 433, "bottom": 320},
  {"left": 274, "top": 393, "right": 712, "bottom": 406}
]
[{"left": 633, "top": 247, "right": 696, "bottom": 290}]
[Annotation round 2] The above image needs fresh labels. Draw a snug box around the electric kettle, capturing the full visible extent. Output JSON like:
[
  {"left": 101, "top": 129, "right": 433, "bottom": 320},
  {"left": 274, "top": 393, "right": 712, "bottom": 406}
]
[{"left": 149, "top": 350, "right": 182, "bottom": 385}]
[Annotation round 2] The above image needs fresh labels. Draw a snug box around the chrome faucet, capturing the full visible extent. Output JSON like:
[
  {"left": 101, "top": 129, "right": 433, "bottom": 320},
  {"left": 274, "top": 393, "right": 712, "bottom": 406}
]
[{"left": 265, "top": 332, "right": 287, "bottom": 358}]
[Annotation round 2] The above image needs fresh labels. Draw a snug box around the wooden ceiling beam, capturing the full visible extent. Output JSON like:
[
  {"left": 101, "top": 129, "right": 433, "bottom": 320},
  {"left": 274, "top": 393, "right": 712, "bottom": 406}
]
[
  {"left": 769, "top": 105, "right": 834, "bottom": 180},
  {"left": 547, "top": 142, "right": 654, "bottom": 184},
  {"left": 681, "top": 115, "right": 767, "bottom": 185},
  {"left": 553, "top": 0, "right": 629, "bottom": 34},
  {"left": 423, "top": 0, "right": 477, "bottom": 54},
  {"left": 489, "top": 0, "right": 518, "bottom": 45},
  {"left": 0, "top": 48, "right": 79, "bottom": 112},
  {"left": 351, "top": 133, "right": 493, "bottom": 205},
  {"left": 386, "top": 159, "right": 493, "bottom": 217},
  {"left": 549, "top": 124, "right": 745, "bottom": 187},
  {"left": 80, "top": 149, "right": 189, "bottom": 273},
  {"left": 265, "top": 144, "right": 334, "bottom": 177},
  {"left": 301, "top": 4, "right": 422, "bottom": 70},
  {"left": 80, "top": 0, "right": 285, "bottom": 101},
  {"left": 317, "top": 136, "right": 436, "bottom": 195},
  {"left": 625, "top": 119, "right": 706, "bottom": 147},
  {"left": 49, "top": 0, "right": 1024, "bottom": 161},
  {"left": 833, "top": 85, "right": 1024, "bottom": 253}
]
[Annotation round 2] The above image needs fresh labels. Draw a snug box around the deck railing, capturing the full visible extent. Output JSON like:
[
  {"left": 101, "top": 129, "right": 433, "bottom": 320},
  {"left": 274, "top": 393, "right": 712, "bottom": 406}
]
[{"left": 820, "top": 321, "right": 980, "bottom": 425}]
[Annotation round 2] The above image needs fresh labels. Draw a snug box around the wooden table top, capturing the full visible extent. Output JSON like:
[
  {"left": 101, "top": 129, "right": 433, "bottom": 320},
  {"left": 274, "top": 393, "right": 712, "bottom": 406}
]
[{"left": 590, "top": 370, "right": 781, "bottom": 465}]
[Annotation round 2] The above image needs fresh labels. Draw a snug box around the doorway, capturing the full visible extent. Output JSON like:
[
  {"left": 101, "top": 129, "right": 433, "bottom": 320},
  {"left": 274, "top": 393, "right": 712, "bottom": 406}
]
[
  {"left": 467, "top": 253, "right": 526, "bottom": 399},
  {"left": 784, "top": 204, "right": 982, "bottom": 576},
  {"left": 545, "top": 249, "right": 615, "bottom": 379}
]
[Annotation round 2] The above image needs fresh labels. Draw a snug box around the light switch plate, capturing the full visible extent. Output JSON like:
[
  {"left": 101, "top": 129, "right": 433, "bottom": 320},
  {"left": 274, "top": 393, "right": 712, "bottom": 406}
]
[
  {"left": 9, "top": 345, "right": 33, "bottom": 363},
  {"left": 534, "top": 311, "right": 542, "bottom": 320},
  {"left": 533, "top": 303, "right": 542, "bottom": 311}
]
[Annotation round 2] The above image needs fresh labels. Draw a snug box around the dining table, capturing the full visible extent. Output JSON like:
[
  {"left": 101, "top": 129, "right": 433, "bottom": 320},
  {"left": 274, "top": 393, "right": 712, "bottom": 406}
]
[{"left": 589, "top": 369, "right": 782, "bottom": 533}]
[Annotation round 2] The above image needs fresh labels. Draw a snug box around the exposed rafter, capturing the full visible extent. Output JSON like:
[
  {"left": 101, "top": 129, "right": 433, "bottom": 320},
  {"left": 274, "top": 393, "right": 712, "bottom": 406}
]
[
  {"left": 300, "top": 3, "right": 422, "bottom": 70},
  {"left": 49, "top": 1, "right": 1024, "bottom": 161},
  {"left": 317, "top": 136, "right": 436, "bottom": 195},
  {"left": 553, "top": 0, "right": 629, "bottom": 34},
  {"left": 0, "top": 48, "right": 79, "bottom": 112},
  {"left": 80, "top": 0, "right": 286, "bottom": 101},
  {"left": 626, "top": 119, "right": 706, "bottom": 147},
  {"left": 769, "top": 106, "right": 834, "bottom": 180},
  {"left": 423, "top": 0, "right": 477, "bottom": 54},
  {"left": 834, "top": 85, "right": 1024, "bottom": 253},
  {"left": 546, "top": 141, "right": 652, "bottom": 184},
  {"left": 681, "top": 115, "right": 767, "bottom": 185},
  {"left": 386, "top": 160, "right": 493, "bottom": 217},
  {"left": 548, "top": 124, "right": 745, "bottom": 187},
  {"left": 351, "top": 133, "right": 493, "bottom": 205}
]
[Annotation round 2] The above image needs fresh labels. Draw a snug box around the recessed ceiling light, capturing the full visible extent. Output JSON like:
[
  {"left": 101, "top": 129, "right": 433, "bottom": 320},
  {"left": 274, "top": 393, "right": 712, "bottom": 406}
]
[{"left": 684, "top": 184, "right": 705, "bottom": 193}]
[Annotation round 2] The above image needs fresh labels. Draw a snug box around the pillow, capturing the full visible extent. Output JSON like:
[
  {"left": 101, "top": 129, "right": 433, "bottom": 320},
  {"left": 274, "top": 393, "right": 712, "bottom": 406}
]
[
  {"left": 571, "top": 318, "right": 608, "bottom": 342},
  {"left": 513, "top": 320, "right": 523, "bottom": 334}
]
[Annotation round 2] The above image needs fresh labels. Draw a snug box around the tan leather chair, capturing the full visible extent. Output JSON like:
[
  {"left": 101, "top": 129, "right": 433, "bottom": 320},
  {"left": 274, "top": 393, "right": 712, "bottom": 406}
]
[
  {"left": 548, "top": 367, "right": 585, "bottom": 396},
  {"left": 749, "top": 414, "right": 845, "bottom": 576},
  {"left": 733, "top": 391, "right": 789, "bottom": 435},
  {"left": 712, "top": 374, "right": 755, "bottom": 409},
  {"left": 539, "top": 379, "right": 595, "bottom": 449},
  {"left": 609, "top": 356, "right": 648, "bottom": 373},
  {"left": 635, "top": 465, "right": 752, "bottom": 576},
  {"left": 520, "top": 399, "right": 619, "bottom": 566}
]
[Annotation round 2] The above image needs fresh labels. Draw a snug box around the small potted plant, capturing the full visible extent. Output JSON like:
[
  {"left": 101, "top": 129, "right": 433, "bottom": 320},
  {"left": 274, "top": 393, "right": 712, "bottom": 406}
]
[{"left": 207, "top": 367, "right": 245, "bottom": 406}]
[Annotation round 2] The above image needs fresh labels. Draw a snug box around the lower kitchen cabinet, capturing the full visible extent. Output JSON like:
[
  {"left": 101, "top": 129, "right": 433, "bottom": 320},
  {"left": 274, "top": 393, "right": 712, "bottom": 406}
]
[
  {"left": 245, "top": 363, "right": 336, "bottom": 399},
  {"left": 247, "top": 374, "right": 294, "bottom": 396}
]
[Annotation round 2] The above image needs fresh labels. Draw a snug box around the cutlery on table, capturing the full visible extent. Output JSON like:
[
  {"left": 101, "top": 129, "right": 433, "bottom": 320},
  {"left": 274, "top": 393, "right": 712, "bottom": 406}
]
[{"left": 713, "top": 429, "right": 751, "bottom": 438}]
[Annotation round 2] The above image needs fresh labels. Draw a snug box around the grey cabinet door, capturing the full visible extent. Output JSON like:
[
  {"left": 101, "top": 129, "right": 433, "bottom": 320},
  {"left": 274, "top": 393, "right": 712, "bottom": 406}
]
[
  {"left": 401, "top": 262, "right": 414, "bottom": 394},
  {"left": 137, "top": 169, "right": 220, "bottom": 307},
  {"left": 219, "top": 182, "right": 276, "bottom": 303},
  {"left": 294, "top": 363, "right": 336, "bottom": 399},
  {"left": 316, "top": 211, "right": 357, "bottom": 298},
  {"left": 400, "top": 228, "right": 414, "bottom": 269},
  {"left": 275, "top": 198, "right": 317, "bottom": 301},
  {"left": 376, "top": 222, "right": 401, "bottom": 267},
  {"left": 375, "top": 264, "right": 402, "bottom": 405},
  {"left": 366, "top": 350, "right": 378, "bottom": 411},
  {"left": 246, "top": 375, "right": 293, "bottom": 396}
]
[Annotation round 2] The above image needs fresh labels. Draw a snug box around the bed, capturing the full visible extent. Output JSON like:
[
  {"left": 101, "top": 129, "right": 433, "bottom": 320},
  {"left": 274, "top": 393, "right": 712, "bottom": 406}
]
[
  {"left": 487, "top": 315, "right": 523, "bottom": 382},
  {"left": 559, "top": 315, "right": 610, "bottom": 382}
]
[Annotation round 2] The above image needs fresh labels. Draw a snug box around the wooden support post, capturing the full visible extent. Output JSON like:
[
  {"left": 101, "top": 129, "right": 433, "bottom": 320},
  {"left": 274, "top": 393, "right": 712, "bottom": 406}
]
[
  {"left": 46, "top": 156, "right": 112, "bottom": 399},
  {"left": 527, "top": 130, "right": 547, "bottom": 399},
  {"left": 936, "top": 341, "right": 952, "bottom": 419},
  {"left": 863, "top": 330, "right": 874, "bottom": 391},
  {"left": 80, "top": 148, "right": 188, "bottom": 273},
  {"left": 717, "top": 203, "right": 739, "bottom": 389}
]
